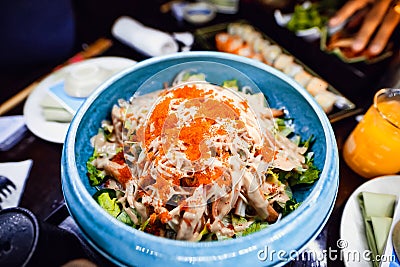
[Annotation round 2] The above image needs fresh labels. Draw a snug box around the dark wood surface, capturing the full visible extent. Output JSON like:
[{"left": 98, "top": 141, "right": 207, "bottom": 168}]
[{"left": 0, "top": 1, "right": 399, "bottom": 266}]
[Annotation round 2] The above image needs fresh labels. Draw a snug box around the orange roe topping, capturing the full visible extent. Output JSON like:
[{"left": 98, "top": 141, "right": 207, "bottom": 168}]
[
  {"left": 159, "top": 211, "right": 172, "bottom": 224},
  {"left": 214, "top": 127, "right": 227, "bottom": 136},
  {"left": 171, "top": 85, "right": 206, "bottom": 99},
  {"left": 111, "top": 151, "right": 132, "bottom": 186},
  {"left": 145, "top": 85, "right": 208, "bottom": 149},
  {"left": 240, "top": 100, "right": 249, "bottom": 111},
  {"left": 149, "top": 213, "right": 157, "bottom": 224},
  {"left": 117, "top": 165, "right": 132, "bottom": 185},
  {"left": 111, "top": 151, "right": 125, "bottom": 165},
  {"left": 145, "top": 96, "right": 172, "bottom": 148},
  {"left": 142, "top": 84, "right": 251, "bottom": 189},
  {"left": 179, "top": 117, "right": 213, "bottom": 161},
  {"left": 193, "top": 167, "right": 225, "bottom": 187}
]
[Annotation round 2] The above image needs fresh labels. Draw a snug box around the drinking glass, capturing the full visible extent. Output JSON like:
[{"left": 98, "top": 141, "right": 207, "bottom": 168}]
[{"left": 343, "top": 88, "right": 400, "bottom": 178}]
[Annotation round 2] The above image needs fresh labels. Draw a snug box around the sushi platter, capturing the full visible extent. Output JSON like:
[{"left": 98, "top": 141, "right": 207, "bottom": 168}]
[{"left": 195, "top": 20, "right": 359, "bottom": 123}]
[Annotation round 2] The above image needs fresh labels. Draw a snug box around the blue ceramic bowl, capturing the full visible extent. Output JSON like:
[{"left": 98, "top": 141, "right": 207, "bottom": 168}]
[{"left": 62, "top": 51, "right": 339, "bottom": 267}]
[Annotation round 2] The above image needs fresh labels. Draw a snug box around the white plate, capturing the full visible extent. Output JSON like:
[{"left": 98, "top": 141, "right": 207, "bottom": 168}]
[
  {"left": 23, "top": 57, "right": 136, "bottom": 143},
  {"left": 341, "top": 175, "right": 400, "bottom": 267}
]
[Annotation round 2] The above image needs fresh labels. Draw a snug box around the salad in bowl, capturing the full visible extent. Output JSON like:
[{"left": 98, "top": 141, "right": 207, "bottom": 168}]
[
  {"left": 62, "top": 52, "right": 338, "bottom": 266},
  {"left": 86, "top": 72, "right": 320, "bottom": 241}
]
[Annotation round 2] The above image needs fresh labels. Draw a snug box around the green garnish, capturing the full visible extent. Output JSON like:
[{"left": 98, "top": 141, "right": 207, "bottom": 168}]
[
  {"left": 222, "top": 79, "right": 239, "bottom": 90},
  {"left": 86, "top": 151, "right": 107, "bottom": 186},
  {"left": 282, "top": 199, "right": 301, "bottom": 216},
  {"left": 287, "top": 3, "right": 327, "bottom": 32},
  {"left": 241, "top": 221, "right": 269, "bottom": 236},
  {"left": 117, "top": 210, "right": 134, "bottom": 226},
  {"left": 93, "top": 189, "right": 121, "bottom": 218}
]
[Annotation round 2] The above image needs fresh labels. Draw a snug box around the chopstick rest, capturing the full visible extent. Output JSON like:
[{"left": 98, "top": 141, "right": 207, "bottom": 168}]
[{"left": 112, "top": 16, "right": 179, "bottom": 57}]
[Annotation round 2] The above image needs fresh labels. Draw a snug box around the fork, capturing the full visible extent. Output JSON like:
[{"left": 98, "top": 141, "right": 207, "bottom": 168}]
[{"left": 0, "top": 175, "right": 16, "bottom": 210}]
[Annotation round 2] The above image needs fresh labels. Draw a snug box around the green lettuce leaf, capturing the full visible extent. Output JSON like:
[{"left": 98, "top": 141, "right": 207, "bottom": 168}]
[
  {"left": 93, "top": 189, "right": 121, "bottom": 218},
  {"left": 278, "top": 157, "right": 320, "bottom": 187},
  {"left": 241, "top": 221, "right": 269, "bottom": 236},
  {"left": 289, "top": 159, "right": 320, "bottom": 186},
  {"left": 275, "top": 118, "right": 294, "bottom": 137},
  {"left": 222, "top": 79, "right": 239, "bottom": 90},
  {"left": 86, "top": 151, "right": 107, "bottom": 186},
  {"left": 196, "top": 225, "right": 210, "bottom": 241},
  {"left": 117, "top": 210, "right": 134, "bottom": 226},
  {"left": 282, "top": 199, "right": 301, "bottom": 216},
  {"left": 300, "top": 135, "right": 315, "bottom": 150},
  {"left": 100, "top": 124, "right": 114, "bottom": 141}
]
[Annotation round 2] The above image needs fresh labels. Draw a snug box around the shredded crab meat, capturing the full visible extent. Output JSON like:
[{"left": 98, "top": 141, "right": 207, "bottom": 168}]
[{"left": 90, "top": 81, "right": 312, "bottom": 241}]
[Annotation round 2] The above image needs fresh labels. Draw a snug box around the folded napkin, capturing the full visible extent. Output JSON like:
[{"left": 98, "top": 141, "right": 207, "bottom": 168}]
[
  {"left": 112, "top": 16, "right": 179, "bottom": 57},
  {"left": 358, "top": 191, "right": 396, "bottom": 267},
  {"left": 0, "top": 160, "right": 33, "bottom": 209},
  {"left": 0, "top": 115, "right": 27, "bottom": 151},
  {"left": 40, "top": 93, "right": 74, "bottom": 122}
]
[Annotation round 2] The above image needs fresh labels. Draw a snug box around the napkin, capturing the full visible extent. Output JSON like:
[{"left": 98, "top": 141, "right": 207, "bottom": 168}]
[
  {"left": 358, "top": 191, "right": 397, "bottom": 267},
  {"left": 40, "top": 93, "right": 74, "bottom": 122},
  {"left": 0, "top": 160, "right": 33, "bottom": 209},
  {"left": 112, "top": 16, "right": 179, "bottom": 57},
  {"left": 380, "top": 198, "right": 400, "bottom": 267},
  {"left": 0, "top": 115, "right": 27, "bottom": 151}
]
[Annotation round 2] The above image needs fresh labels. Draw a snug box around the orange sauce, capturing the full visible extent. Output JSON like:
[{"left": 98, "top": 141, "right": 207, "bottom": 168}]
[{"left": 343, "top": 100, "right": 400, "bottom": 178}]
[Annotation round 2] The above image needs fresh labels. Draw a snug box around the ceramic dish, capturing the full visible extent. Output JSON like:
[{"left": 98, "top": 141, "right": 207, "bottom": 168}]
[
  {"left": 183, "top": 2, "right": 216, "bottom": 25},
  {"left": 274, "top": 10, "right": 323, "bottom": 42},
  {"left": 319, "top": 28, "right": 395, "bottom": 64},
  {"left": 341, "top": 175, "right": 400, "bottom": 267},
  {"left": 62, "top": 51, "right": 339, "bottom": 266},
  {"left": 23, "top": 57, "right": 136, "bottom": 143}
]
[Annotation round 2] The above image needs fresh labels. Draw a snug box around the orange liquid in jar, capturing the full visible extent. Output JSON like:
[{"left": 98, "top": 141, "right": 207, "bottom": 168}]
[{"left": 343, "top": 99, "right": 400, "bottom": 178}]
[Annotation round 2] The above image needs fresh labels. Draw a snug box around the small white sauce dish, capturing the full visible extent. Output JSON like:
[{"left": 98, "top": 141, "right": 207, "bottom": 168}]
[
  {"left": 183, "top": 2, "right": 216, "bottom": 25},
  {"left": 64, "top": 61, "right": 111, "bottom": 98}
]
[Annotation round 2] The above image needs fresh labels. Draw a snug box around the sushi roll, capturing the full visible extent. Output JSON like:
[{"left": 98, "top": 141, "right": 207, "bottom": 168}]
[
  {"left": 314, "top": 90, "right": 338, "bottom": 113},
  {"left": 294, "top": 70, "right": 313, "bottom": 87},
  {"left": 237, "top": 24, "right": 255, "bottom": 39},
  {"left": 273, "top": 53, "right": 294, "bottom": 71},
  {"left": 253, "top": 37, "right": 270, "bottom": 53},
  {"left": 227, "top": 23, "right": 242, "bottom": 36},
  {"left": 215, "top": 32, "right": 230, "bottom": 51},
  {"left": 283, "top": 62, "right": 303, "bottom": 77},
  {"left": 251, "top": 52, "right": 264, "bottom": 62},
  {"left": 236, "top": 44, "right": 254, "bottom": 57},
  {"left": 225, "top": 35, "right": 244, "bottom": 53},
  {"left": 215, "top": 33, "right": 244, "bottom": 53},
  {"left": 306, "top": 77, "right": 329, "bottom": 96},
  {"left": 262, "top": 44, "right": 282, "bottom": 65},
  {"left": 243, "top": 30, "right": 262, "bottom": 45}
]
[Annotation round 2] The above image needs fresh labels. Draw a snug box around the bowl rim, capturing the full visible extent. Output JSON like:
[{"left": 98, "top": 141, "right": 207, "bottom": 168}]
[{"left": 62, "top": 51, "right": 338, "bottom": 260}]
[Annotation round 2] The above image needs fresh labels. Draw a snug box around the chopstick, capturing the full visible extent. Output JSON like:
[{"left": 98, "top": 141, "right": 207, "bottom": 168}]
[{"left": 0, "top": 38, "right": 113, "bottom": 116}]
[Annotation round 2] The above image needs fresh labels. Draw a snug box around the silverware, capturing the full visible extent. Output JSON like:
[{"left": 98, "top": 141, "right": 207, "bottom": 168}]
[
  {"left": 0, "top": 175, "right": 16, "bottom": 209},
  {"left": 393, "top": 220, "right": 400, "bottom": 261}
]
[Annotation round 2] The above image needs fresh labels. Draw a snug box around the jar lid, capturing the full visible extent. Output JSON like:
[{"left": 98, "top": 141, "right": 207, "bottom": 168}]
[{"left": 0, "top": 207, "right": 39, "bottom": 266}]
